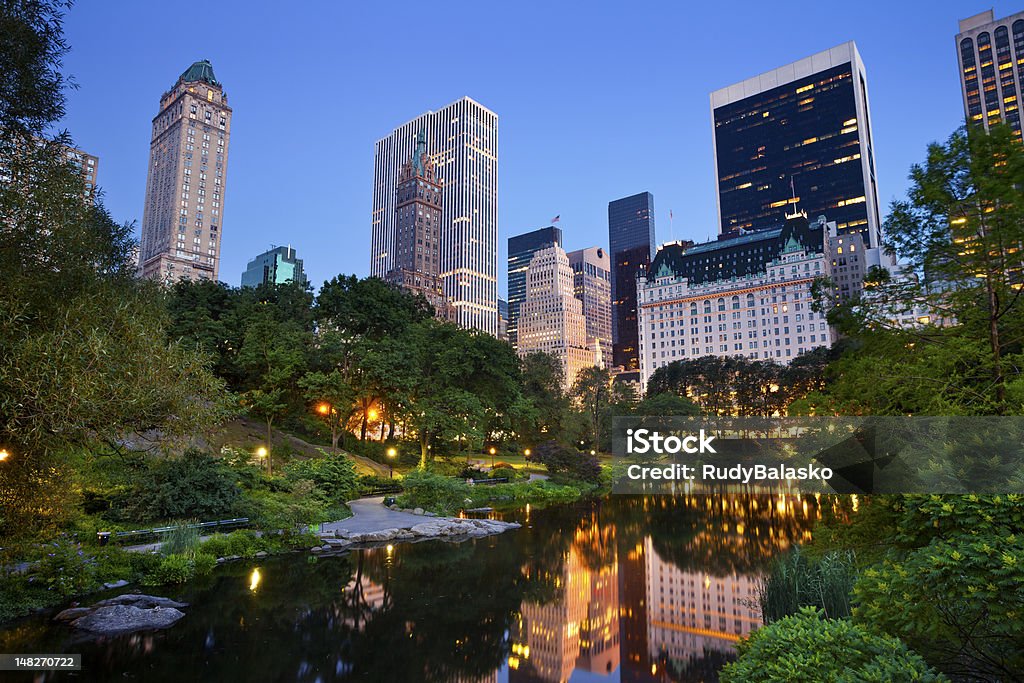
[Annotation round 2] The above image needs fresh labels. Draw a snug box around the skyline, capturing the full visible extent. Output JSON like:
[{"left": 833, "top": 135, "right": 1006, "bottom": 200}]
[{"left": 60, "top": 0, "right": 985, "bottom": 298}]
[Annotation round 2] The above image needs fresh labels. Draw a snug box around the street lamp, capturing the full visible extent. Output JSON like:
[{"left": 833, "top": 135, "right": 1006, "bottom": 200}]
[
  {"left": 524, "top": 448, "right": 531, "bottom": 457},
  {"left": 316, "top": 403, "right": 330, "bottom": 415},
  {"left": 256, "top": 446, "right": 269, "bottom": 474},
  {"left": 0, "top": 449, "right": 8, "bottom": 462},
  {"left": 387, "top": 447, "right": 397, "bottom": 478},
  {"left": 489, "top": 446, "right": 496, "bottom": 469}
]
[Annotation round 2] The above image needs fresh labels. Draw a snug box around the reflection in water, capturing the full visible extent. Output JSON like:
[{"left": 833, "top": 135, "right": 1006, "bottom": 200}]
[{"left": 0, "top": 493, "right": 847, "bottom": 682}]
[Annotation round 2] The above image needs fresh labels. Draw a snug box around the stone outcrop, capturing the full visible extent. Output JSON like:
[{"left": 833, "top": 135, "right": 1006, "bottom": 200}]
[
  {"left": 323, "top": 517, "right": 520, "bottom": 546},
  {"left": 55, "top": 594, "right": 187, "bottom": 635}
]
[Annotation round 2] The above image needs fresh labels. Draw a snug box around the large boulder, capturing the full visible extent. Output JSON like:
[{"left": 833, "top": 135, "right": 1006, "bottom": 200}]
[{"left": 55, "top": 594, "right": 187, "bottom": 636}]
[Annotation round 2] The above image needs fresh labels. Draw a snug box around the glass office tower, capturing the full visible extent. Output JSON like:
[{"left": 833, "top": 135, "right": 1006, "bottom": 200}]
[
  {"left": 608, "top": 192, "right": 656, "bottom": 371},
  {"left": 711, "top": 42, "right": 881, "bottom": 248}
]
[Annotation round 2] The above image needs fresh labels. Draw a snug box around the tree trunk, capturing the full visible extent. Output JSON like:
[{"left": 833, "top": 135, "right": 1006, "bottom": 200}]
[
  {"left": 360, "top": 413, "right": 368, "bottom": 441},
  {"left": 265, "top": 418, "right": 273, "bottom": 475},
  {"left": 419, "top": 431, "right": 429, "bottom": 469},
  {"left": 331, "top": 417, "right": 340, "bottom": 452}
]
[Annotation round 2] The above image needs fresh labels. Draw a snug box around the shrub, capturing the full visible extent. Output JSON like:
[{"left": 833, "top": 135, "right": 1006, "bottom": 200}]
[
  {"left": 720, "top": 607, "right": 946, "bottom": 682},
  {"left": 200, "top": 530, "right": 263, "bottom": 559},
  {"left": 191, "top": 552, "right": 217, "bottom": 576},
  {"left": 126, "top": 450, "right": 240, "bottom": 521},
  {"left": 397, "top": 469, "right": 471, "bottom": 515},
  {"left": 36, "top": 537, "right": 98, "bottom": 597},
  {"left": 144, "top": 553, "right": 194, "bottom": 585},
  {"left": 526, "top": 440, "right": 602, "bottom": 483},
  {"left": 759, "top": 546, "right": 856, "bottom": 623},
  {"left": 284, "top": 450, "right": 360, "bottom": 502},
  {"left": 359, "top": 474, "right": 400, "bottom": 493}
]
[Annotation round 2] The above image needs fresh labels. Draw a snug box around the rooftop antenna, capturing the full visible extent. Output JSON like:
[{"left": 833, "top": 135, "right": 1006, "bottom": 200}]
[
  {"left": 785, "top": 175, "right": 805, "bottom": 220},
  {"left": 669, "top": 209, "right": 674, "bottom": 241}
]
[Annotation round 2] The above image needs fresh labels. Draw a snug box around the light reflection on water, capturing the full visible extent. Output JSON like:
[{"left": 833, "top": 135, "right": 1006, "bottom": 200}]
[{"left": 0, "top": 493, "right": 851, "bottom": 682}]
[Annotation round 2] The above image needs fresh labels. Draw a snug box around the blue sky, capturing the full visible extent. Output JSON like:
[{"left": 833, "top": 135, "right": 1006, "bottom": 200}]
[{"left": 60, "top": 0, "right": 992, "bottom": 297}]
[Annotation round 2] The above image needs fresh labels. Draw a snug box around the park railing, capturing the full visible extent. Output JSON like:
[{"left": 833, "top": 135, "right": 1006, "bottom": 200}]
[{"left": 105, "top": 517, "right": 250, "bottom": 546}]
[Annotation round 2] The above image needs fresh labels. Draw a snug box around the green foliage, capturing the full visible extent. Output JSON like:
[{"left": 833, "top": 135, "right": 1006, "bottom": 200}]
[
  {"left": 396, "top": 468, "right": 584, "bottom": 515},
  {"left": 200, "top": 530, "right": 264, "bottom": 559},
  {"left": 720, "top": 607, "right": 946, "bottom": 682},
  {"left": 759, "top": 546, "right": 856, "bottom": 623},
  {"left": 849, "top": 494, "right": 1024, "bottom": 680},
  {"left": 526, "top": 441, "right": 602, "bottom": 484},
  {"left": 143, "top": 553, "right": 194, "bottom": 585},
  {"left": 632, "top": 392, "right": 700, "bottom": 417},
  {"left": 36, "top": 536, "right": 98, "bottom": 597},
  {"left": 284, "top": 450, "right": 360, "bottom": 502},
  {"left": 162, "top": 521, "right": 200, "bottom": 556},
  {"left": 570, "top": 366, "right": 633, "bottom": 450},
  {"left": 126, "top": 450, "right": 240, "bottom": 521}
]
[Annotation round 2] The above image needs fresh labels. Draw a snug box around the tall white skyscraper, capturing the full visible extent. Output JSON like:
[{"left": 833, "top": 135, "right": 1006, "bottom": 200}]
[{"left": 371, "top": 97, "right": 498, "bottom": 335}]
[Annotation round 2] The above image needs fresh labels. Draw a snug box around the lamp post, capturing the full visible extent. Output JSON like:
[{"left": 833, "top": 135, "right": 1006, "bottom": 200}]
[
  {"left": 489, "top": 446, "right": 496, "bottom": 469},
  {"left": 387, "top": 447, "right": 397, "bottom": 478},
  {"left": 256, "top": 446, "right": 268, "bottom": 475}
]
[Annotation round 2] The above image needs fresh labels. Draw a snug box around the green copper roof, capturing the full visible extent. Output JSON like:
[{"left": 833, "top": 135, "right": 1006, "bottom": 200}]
[
  {"left": 179, "top": 60, "right": 219, "bottom": 86},
  {"left": 412, "top": 128, "right": 427, "bottom": 176}
]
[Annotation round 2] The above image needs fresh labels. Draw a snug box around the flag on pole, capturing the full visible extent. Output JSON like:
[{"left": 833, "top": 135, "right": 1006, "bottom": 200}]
[{"left": 550, "top": 215, "right": 560, "bottom": 224}]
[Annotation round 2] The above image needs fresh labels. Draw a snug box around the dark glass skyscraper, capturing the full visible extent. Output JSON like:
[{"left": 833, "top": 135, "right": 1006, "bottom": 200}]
[
  {"left": 507, "top": 226, "right": 562, "bottom": 350},
  {"left": 608, "top": 192, "right": 656, "bottom": 371},
  {"left": 711, "top": 42, "right": 881, "bottom": 248}
]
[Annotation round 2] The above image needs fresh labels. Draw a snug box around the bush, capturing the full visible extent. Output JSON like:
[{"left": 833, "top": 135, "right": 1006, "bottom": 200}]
[
  {"left": 36, "top": 537, "right": 98, "bottom": 597},
  {"left": 759, "top": 546, "right": 856, "bottom": 623},
  {"left": 397, "top": 469, "right": 473, "bottom": 514},
  {"left": 200, "top": 530, "right": 264, "bottom": 559},
  {"left": 359, "top": 474, "right": 400, "bottom": 493},
  {"left": 526, "top": 441, "right": 602, "bottom": 483},
  {"left": 126, "top": 450, "right": 240, "bottom": 521},
  {"left": 284, "top": 450, "right": 360, "bottom": 502},
  {"left": 191, "top": 552, "right": 217, "bottom": 576},
  {"left": 720, "top": 607, "right": 946, "bottom": 682},
  {"left": 144, "top": 553, "right": 193, "bottom": 585}
]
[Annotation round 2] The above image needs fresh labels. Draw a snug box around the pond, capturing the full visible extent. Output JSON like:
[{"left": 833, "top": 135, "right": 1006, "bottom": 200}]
[{"left": 0, "top": 493, "right": 841, "bottom": 682}]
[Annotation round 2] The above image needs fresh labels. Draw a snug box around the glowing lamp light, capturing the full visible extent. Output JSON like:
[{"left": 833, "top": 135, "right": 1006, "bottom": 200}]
[
  {"left": 0, "top": 449, "right": 9, "bottom": 462},
  {"left": 524, "top": 448, "right": 531, "bottom": 457},
  {"left": 367, "top": 408, "right": 379, "bottom": 421},
  {"left": 256, "top": 446, "right": 267, "bottom": 458},
  {"left": 316, "top": 403, "right": 330, "bottom": 415}
]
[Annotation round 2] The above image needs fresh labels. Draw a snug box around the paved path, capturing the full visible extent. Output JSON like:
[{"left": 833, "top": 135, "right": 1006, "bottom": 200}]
[{"left": 321, "top": 497, "right": 435, "bottom": 535}]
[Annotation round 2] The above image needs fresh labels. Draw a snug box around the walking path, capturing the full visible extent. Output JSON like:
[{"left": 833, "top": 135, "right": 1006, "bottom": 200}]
[{"left": 321, "top": 497, "right": 434, "bottom": 535}]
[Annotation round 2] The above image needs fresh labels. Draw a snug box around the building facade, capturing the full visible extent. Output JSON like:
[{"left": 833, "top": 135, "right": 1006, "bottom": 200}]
[
  {"left": 240, "top": 245, "right": 307, "bottom": 288},
  {"left": 956, "top": 9, "right": 1024, "bottom": 138},
  {"left": 608, "top": 192, "right": 656, "bottom": 372},
  {"left": 507, "top": 226, "right": 562, "bottom": 350},
  {"left": 383, "top": 129, "right": 455, "bottom": 321},
  {"left": 637, "top": 213, "right": 840, "bottom": 387},
  {"left": 62, "top": 146, "right": 98, "bottom": 202},
  {"left": 139, "top": 60, "right": 231, "bottom": 284},
  {"left": 517, "top": 245, "right": 598, "bottom": 390},
  {"left": 711, "top": 42, "right": 881, "bottom": 249},
  {"left": 567, "top": 246, "right": 613, "bottom": 367},
  {"left": 497, "top": 298, "right": 509, "bottom": 341},
  {"left": 371, "top": 97, "right": 498, "bottom": 334}
]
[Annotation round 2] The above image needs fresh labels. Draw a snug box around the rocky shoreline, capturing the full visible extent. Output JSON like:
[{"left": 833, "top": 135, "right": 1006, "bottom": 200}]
[{"left": 311, "top": 516, "right": 520, "bottom": 552}]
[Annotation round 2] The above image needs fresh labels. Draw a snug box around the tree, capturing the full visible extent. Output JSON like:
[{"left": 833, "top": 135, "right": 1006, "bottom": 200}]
[
  {"left": 0, "top": 0, "right": 228, "bottom": 536},
  {"left": 839, "top": 124, "right": 1024, "bottom": 413},
  {"left": 299, "top": 370, "right": 355, "bottom": 452},
  {"left": 518, "top": 352, "right": 571, "bottom": 444},
  {"left": 570, "top": 366, "right": 630, "bottom": 451},
  {"left": 633, "top": 392, "right": 700, "bottom": 416},
  {"left": 315, "top": 275, "right": 433, "bottom": 340}
]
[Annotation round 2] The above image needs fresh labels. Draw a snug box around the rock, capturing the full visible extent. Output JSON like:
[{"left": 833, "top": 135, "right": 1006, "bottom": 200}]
[
  {"left": 54, "top": 607, "right": 92, "bottom": 623},
  {"left": 102, "top": 579, "right": 129, "bottom": 590},
  {"left": 323, "top": 538, "right": 351, "bottom": 548},
  {"left": 311, "top": 546, "right": 323, "bottom": 553},
  {"left": 424, "top": 512, "right": 437, "bottom": 517},
  {"left": 254, "top": 551, "right": 268, "bottom": 558},
  {"left": 413, "top": 508, "right": 424, "bottom": 515},
  {"left": 72, "top": 604, "right": 185, "bottom": 635},
  {"left": 93, "top": 594, "right": 187, "bottom": 610}
]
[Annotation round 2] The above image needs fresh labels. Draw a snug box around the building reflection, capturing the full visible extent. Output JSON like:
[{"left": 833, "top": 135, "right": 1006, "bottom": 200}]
[{"left": 508, "top": 492, "right": 827, "bottom": 683}]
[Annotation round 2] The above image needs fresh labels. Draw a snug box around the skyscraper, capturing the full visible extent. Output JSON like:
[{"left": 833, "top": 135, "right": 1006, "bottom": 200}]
[
  {"left": 371, "top": 97, "right": 498, "bottom": 334},
  {"left": 384, "top": 129, "right": 455, "bottom": 321},
  {"left": 608, "top": 192, "right": 656, "bottom": 371},
  {"left": 711, "top": 42, "right": 881, "bottom": 248},
  {"left": 517, "top": 245, "right": 597, "bottom": 389},
  {"left": 956, "top": 9, "right": 1024, "bottom": 138},
  {"left": 507, "top": 225, "right": 562, "bottom": 349},
  {"left": 241, "top": 245, "right": 307, "bottom": 288},
  {"left": 62, "top": 146, "right": 98, "bottom": 203},
  {"left": 139, "top": 60, "right": 232, "bottom": 284},
  {"left": 567, "top": 247, "right": 612, "bottom": 367}
]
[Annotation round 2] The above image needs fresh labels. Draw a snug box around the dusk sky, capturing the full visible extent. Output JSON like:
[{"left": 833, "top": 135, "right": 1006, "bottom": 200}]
[{"left": 60, "top": 0, "right": 990, "bottom": 297}]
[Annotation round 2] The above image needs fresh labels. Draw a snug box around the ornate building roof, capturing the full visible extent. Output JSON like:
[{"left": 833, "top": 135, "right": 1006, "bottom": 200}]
[{"left": 178, "top": 60, "right": 219, "bottom": 86}]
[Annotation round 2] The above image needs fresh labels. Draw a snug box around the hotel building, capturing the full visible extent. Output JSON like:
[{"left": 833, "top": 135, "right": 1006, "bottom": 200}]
[
  {"left": 956, "top": 9, "right": 1024, "bottom": 138},
  {"left": 711, "top": 42, "right": 881, "bottom": 248},
  {"left": 371, "top": 97, "right": 498, "bottom": 334},
  {"left": 637, "top": 213, "right": 842, "bottom": 387},
  {"left": 139, "top": 60, "right": 231, "bottom": 284}
]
